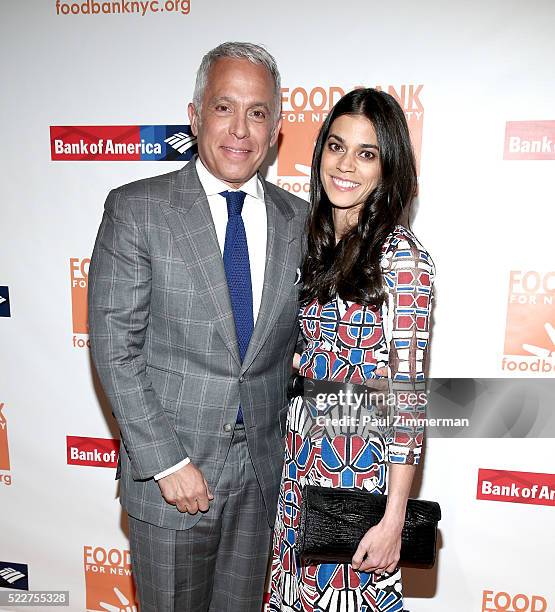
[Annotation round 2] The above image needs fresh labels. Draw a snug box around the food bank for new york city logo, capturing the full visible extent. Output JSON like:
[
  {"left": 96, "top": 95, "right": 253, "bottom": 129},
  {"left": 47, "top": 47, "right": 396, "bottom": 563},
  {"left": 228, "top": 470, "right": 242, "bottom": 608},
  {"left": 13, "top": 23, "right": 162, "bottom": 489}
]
[
  {"left": 0, "top": 403, "right": 12, "bottom": 486},
  {"left": 84, "top": 546, "right": 138, "bottom": 612},
  {"left": 276, "top": 84, "right": 424, "bottom": 195},
  {"left": 482, "top": 589, "right": 548, "bottom": 612},
  {"left": 502, "top": 271, "right": 555, "bottom": 373},
  {"left": 70, "top": 258, "right": 90, "bottom": 349}
]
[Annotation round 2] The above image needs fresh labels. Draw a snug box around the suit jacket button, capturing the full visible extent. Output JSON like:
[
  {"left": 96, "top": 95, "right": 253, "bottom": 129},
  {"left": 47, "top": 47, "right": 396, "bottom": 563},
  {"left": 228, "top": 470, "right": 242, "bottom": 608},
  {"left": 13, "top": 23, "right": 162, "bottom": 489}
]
[
  {"left": 223, "top": 423, "right": 232, "bottom": 432},
  {"left": 239, "top": 375, "right": 245, "bottom": 383}
]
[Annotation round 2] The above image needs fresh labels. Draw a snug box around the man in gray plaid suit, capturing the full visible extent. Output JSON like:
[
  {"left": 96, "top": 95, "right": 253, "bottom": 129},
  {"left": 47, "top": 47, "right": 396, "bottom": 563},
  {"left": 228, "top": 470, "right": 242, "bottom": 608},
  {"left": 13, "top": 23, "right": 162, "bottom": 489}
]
[{"left": 88, "top": 42, "right": 306, "bottom": 611}]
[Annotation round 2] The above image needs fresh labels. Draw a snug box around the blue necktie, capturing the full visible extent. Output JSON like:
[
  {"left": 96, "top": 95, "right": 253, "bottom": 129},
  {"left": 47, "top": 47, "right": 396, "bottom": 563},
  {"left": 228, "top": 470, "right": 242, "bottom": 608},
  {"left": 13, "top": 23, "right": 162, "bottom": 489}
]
[{"left": 220, "top": 190, "right": 254, "bottom": 424}]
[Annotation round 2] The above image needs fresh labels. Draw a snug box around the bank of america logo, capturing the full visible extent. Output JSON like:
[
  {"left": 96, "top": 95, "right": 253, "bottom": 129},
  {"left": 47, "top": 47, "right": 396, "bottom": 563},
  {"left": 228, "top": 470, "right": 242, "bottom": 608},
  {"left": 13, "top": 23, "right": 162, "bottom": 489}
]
[
  {"left": 0, "top": 286, "right": 10, "bottom": 317},
  {"left": 164, "top": 132, "right": 197, "bottom": 154},
  {"left": 0, "top": 567, "right": 25, "bottom": 584},
  {"left": 0, "top": 562, "right": 29, "bottom": 590},
  {"left": 50, "top": 125, "right": 197, "bottom": 161}
]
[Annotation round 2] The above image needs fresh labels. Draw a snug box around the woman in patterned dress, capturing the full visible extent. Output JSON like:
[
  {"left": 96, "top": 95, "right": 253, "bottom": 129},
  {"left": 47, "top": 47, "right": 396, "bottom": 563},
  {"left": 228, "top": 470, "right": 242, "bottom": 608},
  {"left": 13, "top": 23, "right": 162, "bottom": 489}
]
[{"left": 269, "top": 88, "right": 435, "bottom": 612}]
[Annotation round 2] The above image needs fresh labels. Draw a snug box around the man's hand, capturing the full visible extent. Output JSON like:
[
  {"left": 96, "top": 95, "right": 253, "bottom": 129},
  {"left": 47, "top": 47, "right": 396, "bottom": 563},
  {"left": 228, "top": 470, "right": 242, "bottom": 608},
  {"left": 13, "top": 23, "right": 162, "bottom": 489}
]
[{"left": 157, "top": 462, "right": 214, "bottom": 514}]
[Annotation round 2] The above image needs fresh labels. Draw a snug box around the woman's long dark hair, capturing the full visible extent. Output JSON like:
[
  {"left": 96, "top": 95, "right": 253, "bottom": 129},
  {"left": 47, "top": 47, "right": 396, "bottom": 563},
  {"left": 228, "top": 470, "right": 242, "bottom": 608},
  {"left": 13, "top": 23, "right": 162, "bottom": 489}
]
[{"left": 300, "top": 88, "right": 417, "bottom": 307}]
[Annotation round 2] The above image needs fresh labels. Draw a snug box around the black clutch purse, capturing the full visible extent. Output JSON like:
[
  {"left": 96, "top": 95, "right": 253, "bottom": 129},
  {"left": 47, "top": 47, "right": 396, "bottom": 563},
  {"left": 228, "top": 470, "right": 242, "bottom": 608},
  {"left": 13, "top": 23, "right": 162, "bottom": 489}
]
[{"left": 296, "top": 485, "right": 441, "bottom": 568}]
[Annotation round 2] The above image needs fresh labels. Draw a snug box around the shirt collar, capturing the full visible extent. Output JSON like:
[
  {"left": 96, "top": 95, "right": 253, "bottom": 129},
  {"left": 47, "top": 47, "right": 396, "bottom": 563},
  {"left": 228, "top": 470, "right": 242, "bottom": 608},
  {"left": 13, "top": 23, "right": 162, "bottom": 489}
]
[{"left": 195, "top": 157, "right": 264, "bottom": 201}]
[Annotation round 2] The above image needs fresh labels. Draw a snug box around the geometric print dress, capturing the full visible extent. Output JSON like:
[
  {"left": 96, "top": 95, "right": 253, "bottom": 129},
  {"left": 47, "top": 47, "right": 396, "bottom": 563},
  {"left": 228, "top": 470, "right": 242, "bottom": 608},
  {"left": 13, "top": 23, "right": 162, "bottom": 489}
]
[{"left": 269, "top": 226, "right": 435, "bottom": 612}]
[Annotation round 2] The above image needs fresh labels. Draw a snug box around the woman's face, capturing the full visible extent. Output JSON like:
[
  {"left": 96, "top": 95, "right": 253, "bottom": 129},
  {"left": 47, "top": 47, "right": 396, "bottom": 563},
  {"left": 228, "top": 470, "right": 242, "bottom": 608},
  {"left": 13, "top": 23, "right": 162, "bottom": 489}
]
[{"left": 320, "top": 114, "right": 381, "bottom": 212}]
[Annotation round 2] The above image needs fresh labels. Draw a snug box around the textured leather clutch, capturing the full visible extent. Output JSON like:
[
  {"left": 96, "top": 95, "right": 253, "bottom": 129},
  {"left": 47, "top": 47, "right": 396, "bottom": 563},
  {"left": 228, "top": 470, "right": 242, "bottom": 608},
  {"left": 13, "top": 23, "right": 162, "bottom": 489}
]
[{"left": 296, "top": 485, "right": 441, "bottom": 568}]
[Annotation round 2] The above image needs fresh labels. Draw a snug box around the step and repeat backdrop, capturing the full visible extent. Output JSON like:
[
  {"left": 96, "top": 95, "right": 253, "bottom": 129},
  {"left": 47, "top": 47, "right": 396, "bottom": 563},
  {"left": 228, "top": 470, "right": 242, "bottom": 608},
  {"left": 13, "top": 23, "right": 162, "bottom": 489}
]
[{"left": 1, "top": 1, "right": 554, "bottom": 610}]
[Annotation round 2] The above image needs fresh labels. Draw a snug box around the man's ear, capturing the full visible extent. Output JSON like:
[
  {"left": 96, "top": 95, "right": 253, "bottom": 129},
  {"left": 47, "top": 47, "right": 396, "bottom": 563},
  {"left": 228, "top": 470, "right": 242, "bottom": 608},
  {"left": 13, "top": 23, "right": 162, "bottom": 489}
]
[
  {"left": 269, "top": 116, "right": 282, "bottom": 148},
  {"left": 188, "top": 102, "right": 199, "bottom": 136}
]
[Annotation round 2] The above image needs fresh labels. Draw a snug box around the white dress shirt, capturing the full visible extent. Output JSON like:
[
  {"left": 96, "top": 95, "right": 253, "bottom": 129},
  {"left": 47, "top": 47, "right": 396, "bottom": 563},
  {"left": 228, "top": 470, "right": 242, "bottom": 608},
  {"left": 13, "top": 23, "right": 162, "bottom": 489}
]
[{"left": 154, "top": 158, "right": 267, "bottom": 480}]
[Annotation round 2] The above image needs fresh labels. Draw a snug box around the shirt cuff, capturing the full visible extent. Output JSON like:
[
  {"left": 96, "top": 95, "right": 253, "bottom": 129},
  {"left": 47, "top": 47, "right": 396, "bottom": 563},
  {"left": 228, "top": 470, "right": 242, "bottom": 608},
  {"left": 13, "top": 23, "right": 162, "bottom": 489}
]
[{"left": 153, "top": 457, "right": 191, "bottom": 481}]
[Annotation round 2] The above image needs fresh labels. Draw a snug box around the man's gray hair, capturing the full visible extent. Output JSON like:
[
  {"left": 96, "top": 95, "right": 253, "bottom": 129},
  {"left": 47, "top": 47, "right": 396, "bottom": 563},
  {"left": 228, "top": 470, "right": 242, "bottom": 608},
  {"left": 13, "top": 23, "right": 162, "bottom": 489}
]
[{"left": 193, "top": 42, "right": 282, "bottom": 123}]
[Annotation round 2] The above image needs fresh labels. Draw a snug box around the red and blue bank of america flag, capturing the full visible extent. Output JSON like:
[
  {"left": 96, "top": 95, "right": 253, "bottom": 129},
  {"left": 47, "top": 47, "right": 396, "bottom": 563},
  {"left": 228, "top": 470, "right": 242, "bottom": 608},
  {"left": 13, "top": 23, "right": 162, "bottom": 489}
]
[{"left": 50, "top": 125, "right": 197, "bottom": 161}]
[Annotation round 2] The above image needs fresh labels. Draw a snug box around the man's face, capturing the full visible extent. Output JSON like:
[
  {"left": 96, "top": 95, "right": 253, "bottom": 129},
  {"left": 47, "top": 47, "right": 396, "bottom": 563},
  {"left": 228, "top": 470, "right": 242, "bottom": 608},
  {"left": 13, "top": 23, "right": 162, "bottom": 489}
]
[{"left": 188, "top": 57, "right": 281, "bottom": 188}]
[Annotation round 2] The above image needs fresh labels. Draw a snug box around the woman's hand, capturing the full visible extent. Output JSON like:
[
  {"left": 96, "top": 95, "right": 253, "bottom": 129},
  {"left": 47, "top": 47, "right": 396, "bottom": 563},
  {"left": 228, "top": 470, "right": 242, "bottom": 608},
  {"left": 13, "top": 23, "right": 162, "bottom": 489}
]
[
  {"left": 351, "top": 517, "right": 403, "bottom": 574},
  {"left": 363, "top": 366, "right": 388, "bottom": 393},
  {"left": 292, "top": 352, "right": 301, "bottom": 370}
]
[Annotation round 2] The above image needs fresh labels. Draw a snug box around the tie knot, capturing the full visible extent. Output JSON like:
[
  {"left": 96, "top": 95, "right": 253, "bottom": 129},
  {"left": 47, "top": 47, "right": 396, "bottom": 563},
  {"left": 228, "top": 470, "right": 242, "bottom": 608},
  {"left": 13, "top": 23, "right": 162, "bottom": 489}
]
[{"left": 220, "top": 190, "right": 246, "bottom": 217}]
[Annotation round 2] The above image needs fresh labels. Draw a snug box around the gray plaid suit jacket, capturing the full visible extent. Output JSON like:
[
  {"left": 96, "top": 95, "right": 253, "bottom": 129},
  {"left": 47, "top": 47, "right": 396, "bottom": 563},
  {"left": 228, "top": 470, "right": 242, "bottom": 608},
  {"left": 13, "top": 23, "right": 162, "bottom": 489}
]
[{"left": 88, "top": 158, "right": 307, "bottom": 530}]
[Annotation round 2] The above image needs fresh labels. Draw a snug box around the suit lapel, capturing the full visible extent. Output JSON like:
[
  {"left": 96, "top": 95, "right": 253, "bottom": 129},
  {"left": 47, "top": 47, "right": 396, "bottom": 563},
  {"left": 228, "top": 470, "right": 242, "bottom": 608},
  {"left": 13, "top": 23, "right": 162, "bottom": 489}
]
[
  {"left": 161, "top": 161, "right": 299, "bottom": 371},
  {"left": 161, "top": 160, "right": 241, "bottom": 365},
  {"left": 241, "top": 177, "right": 299, "bottom": 372}
]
